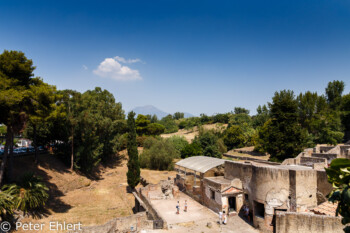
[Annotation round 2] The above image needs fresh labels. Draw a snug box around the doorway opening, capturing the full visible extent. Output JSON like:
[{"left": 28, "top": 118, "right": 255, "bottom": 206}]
[{"left": 228, "top": 196, "right": 236, "bottom": 212}]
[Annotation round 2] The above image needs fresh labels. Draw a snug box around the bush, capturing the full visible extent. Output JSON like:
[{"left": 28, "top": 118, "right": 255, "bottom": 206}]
[
  {"left": 159, "top": 115, "right": 179, "bottom": 134},
  {"left": 136, "top": 136, "right": 148, "bottom": 147},
  {"left": 223, "top": 125, "right": 245, "bottom": 150},
  {"left": 166, "top": 136, "right": 189, "bottom": 154},
  {"left": 140, "top": 138, "right": 180, "bottom": 170},
  {"left": 2, "top": 173, "right": 49, "bottom": 213},
  {"left": 146, "top": 123, "right": 165, "bottom": 136},
  {"left": 181, "top": 142, "right": 202, "bottom": 158},
  {"left": 193, "top": 130, "right": 222, "bottom": 158}
]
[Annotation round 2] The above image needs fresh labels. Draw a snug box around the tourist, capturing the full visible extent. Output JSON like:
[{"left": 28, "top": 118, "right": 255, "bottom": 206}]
[
  {"left": 223, "top": 211, "right": 227, "bottom": 225},
  {"left": 184, "top": 200, "right": 188, "bottom": 212},
  {"left": 176, "top": 201, "right": 180, "bottom": 214},
  {"left": 219, "top": 210, "right": 223, "bottom": 224},
  {"left": 244, "top": 205, "right": 250, "bottom": 222}
]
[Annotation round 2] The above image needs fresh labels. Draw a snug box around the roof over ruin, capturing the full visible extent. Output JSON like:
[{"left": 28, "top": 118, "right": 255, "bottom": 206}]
[{"left": 175, "top": 156, "right": 225, "bottom": 173}]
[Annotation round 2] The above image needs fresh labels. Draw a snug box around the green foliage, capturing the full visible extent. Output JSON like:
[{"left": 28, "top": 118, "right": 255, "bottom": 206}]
[
  {"left": 0, "top": 125, "right": 7, "bottom": 136},
  {"left": 258, "top": 90, "right": 307, "bottom": 161},
  {"left": 326, "top": 159, "right": 350, "bottom": 226},
  {"left": 234, "top": 107, "right": 250, "bottom": 115},
  {"left": 0, "top": 191, "right": 14, "bottom": 220},
  {"left": 140, "top": 138, "right": 180, "bottom": 170},
  {"left": 166, "top": 136, "right": 189, "bottom": 154},
  {"left": 173, "top": 112, "right": 184, "bottom": 120},
  {"left": 194, "top": 130, "right": 222, "bottom": 158},
  {"left": 252, "top": 105, "right": 269, "bottom": 128},
  {"left": 326, "top": 80, "right": 345, "bottom": 110},
  {"left": 159, "top": 114, "right": 178, "bottom": 133},
  {"left": 212, "top": 113, "right": 230, "bottom": 124},
  {"left": 127, "top": 111, "right": 140, "bottom": 189},
  {"left": 223, "top": 125, "right": 245, "bottom": 150},
  {"left": 2, "top": 173, "right": 49, "bottom": 213},
  {"left": 146, "top": 123, "right": 165, "bottom": 136},
  {"left": 136, "top": 114, "right": 151, "bottom": 135},
  {"left": 180, "top": 143, "right": 202, "bottom": 158},
  {"left": 341, "top": 94, "right": 350, "bottom": 140}
]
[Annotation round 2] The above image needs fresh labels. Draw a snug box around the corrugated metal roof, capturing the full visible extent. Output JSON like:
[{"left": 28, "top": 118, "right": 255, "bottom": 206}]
[{"left": 175, "top": 156, "right": 225, "bottom": 173}]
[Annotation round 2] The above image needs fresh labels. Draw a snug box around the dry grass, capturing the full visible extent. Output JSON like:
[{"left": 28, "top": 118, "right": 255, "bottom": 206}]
[
  {"left": 14, "top": 150, "right": 176, "bottom": 233},
  {"left": 161, "top": 123, "right": 228, "bottom": 142}
]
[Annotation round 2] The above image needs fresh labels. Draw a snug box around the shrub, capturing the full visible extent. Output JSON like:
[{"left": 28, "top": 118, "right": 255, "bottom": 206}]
[
  {"left": 223, "top": 125, "right": 245, "bottom": 150},
  {"left": 2, "top": 173, "right": 49, "bottom": 213},
  {"left": 166, "top": 136, "right": 189, "bottom": 154},
  {"left": 181, "top": 143, "right": 202, "bottom": 158},
  {"left": 140, "top": 138, "right": 180, "bottom": 170},
  {"left": 146, "top": 123, "right": 165, "bottom": 136}
]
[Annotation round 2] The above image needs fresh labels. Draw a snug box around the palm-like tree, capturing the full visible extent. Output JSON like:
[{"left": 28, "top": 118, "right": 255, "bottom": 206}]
[
  {"left": 0, "top": 191, "right": 14, "bottom": 220},
  {"left": 2, "top": 173, "right": 48, "bottom": 213}
]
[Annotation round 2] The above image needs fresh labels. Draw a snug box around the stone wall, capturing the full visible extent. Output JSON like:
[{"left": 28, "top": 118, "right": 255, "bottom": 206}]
[
  {"left": 300, "top": 157, "right": 327, "bottom": 167},
  {"left": 275, "top": 212, "right": 343, "bottom": 233},
  {"left": 76, "top": 212, "right": 153, "bottom": 233},
  {"left": 311, "top": 153, "right": 338, "bottom": 164}
]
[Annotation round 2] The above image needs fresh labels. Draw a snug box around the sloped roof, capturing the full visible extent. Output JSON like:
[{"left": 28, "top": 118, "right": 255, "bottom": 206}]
[
  {"left": 175, "top": 156, "right": 225, "bottom": 173},
  {"left": 222, "top": 186, "right": 242, "bottom": 195},
  {"left": 312, "top": 201, "right": 337, "bottom": 216}
]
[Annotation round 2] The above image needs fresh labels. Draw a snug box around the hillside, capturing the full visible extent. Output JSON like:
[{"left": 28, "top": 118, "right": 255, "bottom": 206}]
[
  {"left": 14, "top": 152, "right": 176, "bottom": 233},
  {"left": 132, "top": 105, "right": 194, "bottom": 119},
  {"left": 161, "top": 123, "right": 228, "bottom": 142}
]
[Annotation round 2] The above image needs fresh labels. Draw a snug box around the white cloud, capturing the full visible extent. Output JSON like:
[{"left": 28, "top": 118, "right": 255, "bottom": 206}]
[
  {"left": 114, "top": 56, "right": 142, "bottom": 64},
  {"left": 93, "top": 57, "right": 142, "bottom": 81}
]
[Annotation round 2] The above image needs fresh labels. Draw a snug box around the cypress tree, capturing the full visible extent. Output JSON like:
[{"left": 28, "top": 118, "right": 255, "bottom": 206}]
[{"left": 126, "top": 111, "right": 140, "bottom": 190}]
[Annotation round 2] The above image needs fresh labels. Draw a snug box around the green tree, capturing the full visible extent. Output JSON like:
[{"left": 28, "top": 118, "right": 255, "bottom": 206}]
[
  {"left": 194, "top": 130, "right": 222, "bottom": 158},
  {"left": 146, "top": 123, "right": 165, "bottom": 135},
  {"left": 140, "top": 138, "right": 180, "bottom": 170},
  {"left": 341, "top": 94, "right": 350, "bottom": 141},
  {"left": 135, "top": 114, "right": 150, "bottom": 135},
  {"left": 166, "top": 136, "right": 189, "bottom": 154},
  {"left": 326, "top": 80, "right": 345, "bottom": 110},
  {"left": 0, "top": 50, "right": 37, "bottom": 184},
  {"left": 180, "top": 143, "right": 202, "bottom": 158},
  {"left": 234, "top": 107, "right": 250, "bottom": 115},
  {"left": 126, "top": 111, "right": 140, "bottom": 189},
  {"left": 159, "top": 114, "right": 178, "bottom": 133},
  {"left": 173, "top": 112, "right": 184, "bottom": 120},
  {"left": 326, "top": 158, "right": 350, "bottom": 231},
  {"left": 258, "top": 90, "right": 307, "bottom": 161},
  {"left": 223, "top": 125, "right": 245, "bottom": 150},
  {"left": 252, "top": 105, "right": 269, "bottom": 128}
]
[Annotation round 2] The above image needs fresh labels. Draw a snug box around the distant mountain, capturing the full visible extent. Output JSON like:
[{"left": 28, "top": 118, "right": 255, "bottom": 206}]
[
  {"left": 132, "top": 105, "right": 169, "bottom": 119},
  {"left": 131, "top": 105, "right": 195, "bottom": 119},
  {"left": 184, "top": 112, "right": 195, "bottom": 118}
]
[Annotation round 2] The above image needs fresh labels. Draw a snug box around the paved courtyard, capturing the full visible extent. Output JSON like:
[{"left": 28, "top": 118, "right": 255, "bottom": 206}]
[{"left": 146, "top": 191, "right": 258, "bottom": 233}]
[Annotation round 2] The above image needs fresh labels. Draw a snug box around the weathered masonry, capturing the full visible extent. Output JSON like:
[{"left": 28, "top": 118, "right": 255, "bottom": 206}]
[{"left": 174, "top": 156, "right": 225, "bottom": 203}]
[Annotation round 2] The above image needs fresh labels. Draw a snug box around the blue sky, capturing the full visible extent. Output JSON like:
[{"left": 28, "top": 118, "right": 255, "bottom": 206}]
[{"left": 1, "top": 0, "right": 350, "bottom": 115}]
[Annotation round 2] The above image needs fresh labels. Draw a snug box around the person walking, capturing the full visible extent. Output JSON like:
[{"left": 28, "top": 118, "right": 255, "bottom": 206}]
[
  {"left": 176, "top": 201, "right": 180, "bottom": 214},
  {"left": 223, "top": 211, "right": 227, "bottom": 225},
  {"left": 184, "top": 200, "right": 188, "bottom": 212},
  {"left": 219, "top": 210, "right": 223, "bottom": 224}
]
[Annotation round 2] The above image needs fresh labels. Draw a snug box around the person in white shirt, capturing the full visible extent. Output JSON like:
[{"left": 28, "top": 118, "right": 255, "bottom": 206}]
[
  {"left": 219, "top": 210, "right": 223, "bottom": 224},
  {"left": 223, "top": 211, "right": 227, "bottom": 225}
]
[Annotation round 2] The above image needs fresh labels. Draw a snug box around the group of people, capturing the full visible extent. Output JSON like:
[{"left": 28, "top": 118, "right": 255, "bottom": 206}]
[{"left": 176, "top": 200, "right": 187, "bottom": 214}]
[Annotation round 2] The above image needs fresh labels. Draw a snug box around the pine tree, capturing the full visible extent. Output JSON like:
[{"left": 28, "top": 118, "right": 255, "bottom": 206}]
[{"left": 126, "top": 111, "right": 140, "bottom": 190}]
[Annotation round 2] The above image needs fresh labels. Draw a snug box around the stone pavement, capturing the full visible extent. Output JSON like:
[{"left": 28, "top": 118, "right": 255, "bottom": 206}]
[{"left": 144, "top": 191, "right": 258, "bottom": 233}]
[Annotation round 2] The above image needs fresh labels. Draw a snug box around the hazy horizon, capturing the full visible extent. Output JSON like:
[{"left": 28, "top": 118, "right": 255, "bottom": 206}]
[{"left": 1, "top": 0, "right": 350, "bottom": 115}]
